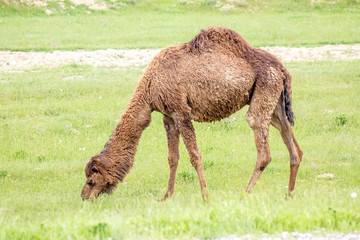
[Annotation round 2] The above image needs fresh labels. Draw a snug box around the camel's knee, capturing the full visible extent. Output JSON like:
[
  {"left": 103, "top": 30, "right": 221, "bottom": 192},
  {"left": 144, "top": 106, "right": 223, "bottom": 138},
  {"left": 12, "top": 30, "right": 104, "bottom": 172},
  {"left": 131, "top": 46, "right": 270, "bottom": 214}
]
[
  {"left": 259, "top": 154, "right": 271, "bottom": 171},
  {"left": 167, "top": 145, "right": 180, "bottom": 168},
  {"left": 289, "top": 148, "right": 302, "bottom": 167},
  {"left": 289, "top": 153, "right": 301, "bottom": 170},
  {"left": 246, "top": 113, "right": 268, "bottom": 130},
  {"left": 290, "top": 157, "right": 300, "bottom": 168},
  {"left": 134, "top": 113, "right": 152, "bottom": 131},
  {"left": 171, "top": 151, "right": 180, "bottom": 160},
  {"left": 190, "top": 158, "right": 201, "bottom": 169},
  {"left": 246, "top": 113, "right": 256, "bottom": 129},
  {"left": 189, "top": 150, "right": 202, "bottom": 169},
  {"left": 168, "top": 157, "right": 179, "bottom": 169},
  {"left": 298, "top": 148, "right": 303, "bottom": 161}
]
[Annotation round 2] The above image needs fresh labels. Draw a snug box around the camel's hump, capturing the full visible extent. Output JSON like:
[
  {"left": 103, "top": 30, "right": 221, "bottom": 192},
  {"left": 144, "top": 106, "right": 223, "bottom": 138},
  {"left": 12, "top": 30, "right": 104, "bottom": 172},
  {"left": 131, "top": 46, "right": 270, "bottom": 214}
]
[{"left": 188, "top": 27, "right": 253, "bottom": 54}]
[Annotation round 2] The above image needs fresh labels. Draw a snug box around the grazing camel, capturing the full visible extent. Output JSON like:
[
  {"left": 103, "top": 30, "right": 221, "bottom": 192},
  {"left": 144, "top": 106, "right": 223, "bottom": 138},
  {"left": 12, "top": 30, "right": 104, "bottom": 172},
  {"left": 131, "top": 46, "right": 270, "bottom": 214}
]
[{"left": 81, "top": 27, "right": 303, "bottom": 201}]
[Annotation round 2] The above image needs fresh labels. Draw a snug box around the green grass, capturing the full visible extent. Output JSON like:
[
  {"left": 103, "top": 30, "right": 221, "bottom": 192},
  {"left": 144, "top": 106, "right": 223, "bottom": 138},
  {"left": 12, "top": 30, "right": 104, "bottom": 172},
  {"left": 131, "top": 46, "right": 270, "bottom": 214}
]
[
  {"left": 1, "top": 61, "right": 360, "bottom": 239},
  {"left": 1, "top": 7, "right": 360, "bottom": 50},
  {"left": 1, "top": 0, "right": 360, "bottom": 16}
]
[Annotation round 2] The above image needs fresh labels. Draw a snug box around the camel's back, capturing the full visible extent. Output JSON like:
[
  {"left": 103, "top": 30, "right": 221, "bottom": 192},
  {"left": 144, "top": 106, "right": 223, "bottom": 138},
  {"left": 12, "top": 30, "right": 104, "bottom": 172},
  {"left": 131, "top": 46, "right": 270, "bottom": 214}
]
[
  {"left": 178, "top": 49, "right": 255, "bottom": 122},
  {"left": 145, "top": 31, "right": 256, "bottom": 122}
]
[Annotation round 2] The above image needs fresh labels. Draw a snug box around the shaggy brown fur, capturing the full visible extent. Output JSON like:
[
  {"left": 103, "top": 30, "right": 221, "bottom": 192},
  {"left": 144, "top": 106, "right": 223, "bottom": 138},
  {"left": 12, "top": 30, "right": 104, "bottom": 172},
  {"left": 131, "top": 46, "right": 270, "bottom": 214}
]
[{"left": 81, "top": 27, "right": 303, "bottom": 200}]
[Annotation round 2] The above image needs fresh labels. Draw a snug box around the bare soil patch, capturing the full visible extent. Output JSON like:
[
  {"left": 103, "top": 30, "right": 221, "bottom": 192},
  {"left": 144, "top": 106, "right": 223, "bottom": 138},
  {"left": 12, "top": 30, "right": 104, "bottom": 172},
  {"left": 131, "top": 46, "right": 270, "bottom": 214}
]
[{"left": 1, "top": 44, "right": 360, "bottom": 71}]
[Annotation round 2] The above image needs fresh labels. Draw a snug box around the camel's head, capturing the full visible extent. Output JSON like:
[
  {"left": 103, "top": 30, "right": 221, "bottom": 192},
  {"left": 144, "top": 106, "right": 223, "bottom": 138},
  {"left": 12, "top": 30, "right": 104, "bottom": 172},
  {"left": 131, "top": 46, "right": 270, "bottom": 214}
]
[{"left": 81, "top": 156, "right": 115, "bottom": 200}]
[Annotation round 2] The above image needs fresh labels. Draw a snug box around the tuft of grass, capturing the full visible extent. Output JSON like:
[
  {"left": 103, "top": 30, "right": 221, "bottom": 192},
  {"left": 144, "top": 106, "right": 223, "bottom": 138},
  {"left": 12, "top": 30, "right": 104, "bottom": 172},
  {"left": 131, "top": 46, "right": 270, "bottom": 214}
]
[
  {"left": 335, "top": 114, "right": 347, "bottom": 126},
  {"left": 179, "top": 171, "right": 196, "bottom": 182},
  {"left": 203, "top": 160, "right": 214, "bottom": 170},
  {"left": 37, "top": 155, "right": 46, "bottom": 162},
  {"left": 0, "top": 170, "right": 8, "bottom": 178},
  {"left": 90, "top": 222, "right": 111, "bottom": 239}
]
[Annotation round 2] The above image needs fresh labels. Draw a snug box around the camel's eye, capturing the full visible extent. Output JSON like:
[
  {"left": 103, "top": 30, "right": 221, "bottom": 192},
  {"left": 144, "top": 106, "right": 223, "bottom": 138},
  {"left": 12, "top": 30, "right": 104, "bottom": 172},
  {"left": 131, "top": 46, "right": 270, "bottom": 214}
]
[
  {"left": 91, "top": 166, "right": 99, "bottom": 173},
  {"left": 87, "top": 181, "right": 94, "bottom": 187}
]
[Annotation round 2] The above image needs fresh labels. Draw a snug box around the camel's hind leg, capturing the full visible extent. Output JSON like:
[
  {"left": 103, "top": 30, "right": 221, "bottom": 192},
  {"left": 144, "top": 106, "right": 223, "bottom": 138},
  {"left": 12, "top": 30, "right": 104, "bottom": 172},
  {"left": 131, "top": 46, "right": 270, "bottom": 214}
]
[
  {"left": 245, "top": 72, "right": 283, "bottom": 193},
  {"left": 271, "top": 95, "right": 303, "bottom": 195},
  {"left": 162, "top": 115, "right": 180, "bottom": 201},
  {"left": 173, "top": 112, "right": 210, "bottom": 201}
]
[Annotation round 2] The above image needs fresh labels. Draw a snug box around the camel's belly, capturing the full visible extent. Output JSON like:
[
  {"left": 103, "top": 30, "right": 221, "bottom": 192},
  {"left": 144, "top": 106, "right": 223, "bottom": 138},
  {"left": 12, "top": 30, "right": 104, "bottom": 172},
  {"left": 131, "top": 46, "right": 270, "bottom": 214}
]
[
  {"left": 184, "top": 64, "right": 256, "bottom": 122},
  {"left": 188, "top": 72, "right": 253, "bottom": 122}
]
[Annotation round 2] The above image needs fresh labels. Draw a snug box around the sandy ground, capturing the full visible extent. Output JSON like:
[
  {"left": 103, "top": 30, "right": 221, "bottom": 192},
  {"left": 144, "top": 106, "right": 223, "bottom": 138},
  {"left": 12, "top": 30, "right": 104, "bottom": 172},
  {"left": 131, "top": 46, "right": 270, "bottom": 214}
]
[{"left": 1, "top": 44, "right": 360, "bottom": 71}]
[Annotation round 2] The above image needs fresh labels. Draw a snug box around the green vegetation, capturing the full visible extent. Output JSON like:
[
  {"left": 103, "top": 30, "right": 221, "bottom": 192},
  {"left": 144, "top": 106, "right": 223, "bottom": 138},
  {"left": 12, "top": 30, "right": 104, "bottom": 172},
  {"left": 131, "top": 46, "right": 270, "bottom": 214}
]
[
  {"left": 1, "top": 0, "right": 360, "bottom": 16},
  {"left": 1, "top": 0, "right": 360, "bottom": 239},
  {"left": 0, "top": 170, "right": 8, "bottom": 178},
  {"left": 1, "top": 61, "right": 359, "bottom": 239},
  {"left": 0, "top": 0, "right": 360, "bottom": 50}
]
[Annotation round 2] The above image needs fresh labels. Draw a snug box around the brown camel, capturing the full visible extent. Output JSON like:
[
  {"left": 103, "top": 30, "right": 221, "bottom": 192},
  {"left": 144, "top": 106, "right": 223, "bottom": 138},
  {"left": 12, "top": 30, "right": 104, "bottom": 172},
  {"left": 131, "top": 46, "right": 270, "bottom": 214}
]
[{"left": 81, "top": 27, "right": 303, "bottom": 201}]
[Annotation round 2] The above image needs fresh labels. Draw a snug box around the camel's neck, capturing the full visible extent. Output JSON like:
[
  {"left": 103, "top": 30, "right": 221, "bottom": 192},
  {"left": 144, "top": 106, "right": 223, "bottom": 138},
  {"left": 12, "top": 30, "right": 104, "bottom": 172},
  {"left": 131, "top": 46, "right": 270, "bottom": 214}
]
[{"left": 98, "top": 91, "right": 152, "bottom": 182}]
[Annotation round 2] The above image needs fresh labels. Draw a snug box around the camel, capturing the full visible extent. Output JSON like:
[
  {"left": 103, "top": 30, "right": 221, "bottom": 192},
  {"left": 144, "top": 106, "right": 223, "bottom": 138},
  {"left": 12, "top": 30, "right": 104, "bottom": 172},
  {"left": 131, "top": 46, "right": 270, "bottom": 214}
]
[{"left": 81, "top": 27, "right": 303, "bottom": 201}]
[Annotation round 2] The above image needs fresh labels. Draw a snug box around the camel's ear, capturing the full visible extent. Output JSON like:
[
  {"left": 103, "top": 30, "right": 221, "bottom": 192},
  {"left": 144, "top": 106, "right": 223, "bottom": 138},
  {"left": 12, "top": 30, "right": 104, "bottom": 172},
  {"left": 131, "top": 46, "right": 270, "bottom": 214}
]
[{"left": 91, "top": 166, "right": 99, "bottom": 173}]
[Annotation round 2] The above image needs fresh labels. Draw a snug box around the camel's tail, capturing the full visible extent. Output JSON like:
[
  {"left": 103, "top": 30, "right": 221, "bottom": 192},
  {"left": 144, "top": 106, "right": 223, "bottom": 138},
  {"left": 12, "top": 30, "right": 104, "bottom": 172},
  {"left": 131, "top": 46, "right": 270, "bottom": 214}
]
[{"left": 283, "top": 69, "right": 295, "bottom": 126}]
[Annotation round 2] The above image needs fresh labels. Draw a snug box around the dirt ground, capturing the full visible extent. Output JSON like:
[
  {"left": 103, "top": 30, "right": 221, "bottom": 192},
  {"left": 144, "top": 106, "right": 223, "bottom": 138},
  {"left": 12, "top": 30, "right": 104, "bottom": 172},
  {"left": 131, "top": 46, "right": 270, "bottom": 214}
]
[{"left": 1, "top": 44, "right": 360, "bottom": 71}]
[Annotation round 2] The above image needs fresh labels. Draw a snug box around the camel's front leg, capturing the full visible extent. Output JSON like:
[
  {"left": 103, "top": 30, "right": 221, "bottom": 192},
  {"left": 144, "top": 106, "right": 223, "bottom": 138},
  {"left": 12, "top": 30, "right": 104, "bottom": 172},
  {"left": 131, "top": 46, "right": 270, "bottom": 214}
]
[
  {"left": 174, "top": 112, "right": 210, "bottom": 201},
  {"left": 162, "top": 115, "right": 180, "bottom": 201}
]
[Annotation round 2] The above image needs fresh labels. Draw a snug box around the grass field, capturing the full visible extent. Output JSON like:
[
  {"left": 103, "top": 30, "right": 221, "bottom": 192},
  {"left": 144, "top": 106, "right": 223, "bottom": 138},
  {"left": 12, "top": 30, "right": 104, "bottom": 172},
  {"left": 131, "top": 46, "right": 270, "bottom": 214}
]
[
  {"left": 1, "top": 60, "right": 360, "bottom": 239},
  {"left": 1, "top": 1, "right": 360, "bottom": 50},
  {"left": 1, "top": 11, "right": 360, "bottom": 51},
  {"left": 1, "top": 0, "right": 360, "bottom": 239}
]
